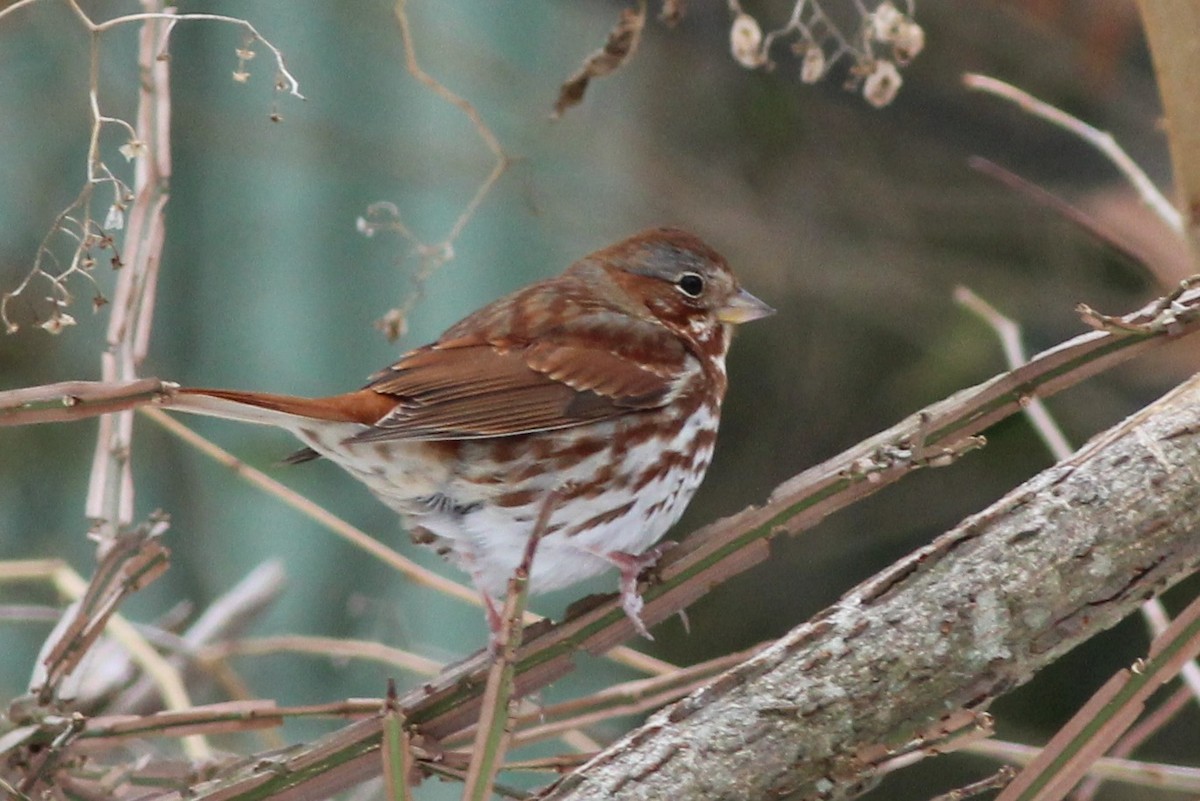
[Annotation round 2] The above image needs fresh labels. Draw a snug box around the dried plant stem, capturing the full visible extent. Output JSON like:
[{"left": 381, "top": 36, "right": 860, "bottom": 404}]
[
  {"left": 1137, "top": 0, "right": 1200, "bottom": 254},
  {"left": 381, "top": 681, "right": 412, "bottom": 801},
  {"left": 1139, "top": 597, "right": 1200, "bottom": 702},
  {"left": 954, "top": 287, "right": 1072, "bottom": 457},
  {"left": 110, "top": 560, "right": 286, "bottom": 715},
  {"left": 1072, "top": 684, "right": 1194, "bottom": 801},
  {"left": 83, "top": 1, "right": 171, "bottom": 533},
  {"left": 0, "top": 558, "right": 206, "bottom": 758},
  {"left": 199, "top": 635, "right": 441, "bottom": 677},
  {"left": 455, "top": 645, "right": 765, "bottom": 750},
  {"left": 393, "top": 0, "right": 506, "bottom": 244},
  {"left": 462, "top": 494, "right": 552, "bottom": 801},
  {"left": 929, "top": 768, "right": 1017, "bottom": 801},
  {"left": 994, "top": 594, "right": 1200, "bottom": 801},
  {"left": 967, "top": 739, "right": 1200, "bottom": 794},
  {"left": 963, "top": 73, "right": 1182, "bottom": 235}
]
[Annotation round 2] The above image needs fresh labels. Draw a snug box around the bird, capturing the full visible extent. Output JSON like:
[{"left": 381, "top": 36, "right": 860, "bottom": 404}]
[{"left": 96, "top": 228, "right": 774, "bottom": 640}]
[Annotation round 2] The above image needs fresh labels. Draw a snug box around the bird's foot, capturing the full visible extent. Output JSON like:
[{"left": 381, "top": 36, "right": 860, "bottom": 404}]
[{"left": 604, "top": 542, "right": 675, "bottom": 640}]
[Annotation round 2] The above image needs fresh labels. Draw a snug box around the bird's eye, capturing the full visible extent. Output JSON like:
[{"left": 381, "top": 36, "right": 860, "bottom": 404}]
[{"left": 676, "top": 272, "right": 705, "bottom": 298}]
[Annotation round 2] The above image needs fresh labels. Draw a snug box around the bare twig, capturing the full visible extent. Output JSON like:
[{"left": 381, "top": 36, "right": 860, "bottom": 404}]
[
  {"left": 462, "top": 492, "right": 554, "bottom": 801},
  {"left": 381, "top": 681, "right": 412, "bottom": 801},
  {"left": 967, "top": 157, "right": 1162, "bottom": 274},
  {"left": 84, "top": 0, "right": 172, "bottom": 536},
  {"left": 963, "top": 73, "right": 1183, "bottom": 235},
  {"left": 969, "top": 740, "right": 1200, "bottom": 794},
  {"left": 996, "top": 594, "right": 1200, "bottom": 801},
  {"left": 954, "top": 286, "right": 1072, "bottom": 458},
  {"left": 366, "top": 0, "right": 511, "bottom": 341},
  {"left": 929, "top": 767, "right": 1017, "bottom": 801},
  {"left": 199, "top": 635, "right": 441, "bottom": 678},
  {"left": 111, "top": 560, "right": 287, "bottom": 714},
  {"left": 1072, "top": 684, "right": 1194, "bottom": 800}
]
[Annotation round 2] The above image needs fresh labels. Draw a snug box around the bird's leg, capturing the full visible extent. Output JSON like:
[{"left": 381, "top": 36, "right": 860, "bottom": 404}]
[
  {"left": 593, "top": 542, "right": 676, "bottom": 640},
  {"left": 452, "top": 543, "right": 506, "bottom": 655},
  {"left": 480, "top": 589, "right": 505, "bottom": 657}
]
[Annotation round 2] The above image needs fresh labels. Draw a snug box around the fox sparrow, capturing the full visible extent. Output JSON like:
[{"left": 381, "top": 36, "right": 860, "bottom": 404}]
[{"left": 170, "top": 228, "right": 773, "bottom": 638}]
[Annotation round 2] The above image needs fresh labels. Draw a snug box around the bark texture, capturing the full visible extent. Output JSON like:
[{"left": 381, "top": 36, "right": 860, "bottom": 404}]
[{"left": 540, "top": 373, "right": 1200, "bottom": 801}]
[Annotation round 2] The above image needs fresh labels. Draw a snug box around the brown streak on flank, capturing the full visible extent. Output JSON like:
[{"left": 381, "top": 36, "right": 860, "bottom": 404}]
[
  {"left": 531, "top": 436, "right": 555, "bottom": 461},
  {"left": 692, "top": 427, "right": 718, "bottom": 450},
  {"left": 632, "top": 449, "right": 691, "bottom": 491},
  {"left": 553, "top": 436, "right": 609, "bottom": 468},
  {"left": 420, "top": 439, "right": 463, "bottom": 463},
  {"left": 495, "top": 488, "right": 540, "bottom": 509},
  {"left": 561, "top": 464, "right": 615, "bottom": 501},
  {"left": 615, "top": 417, "right": 675, "bottom": 452},
  {"left": 487, "top": 436, "right": 525, "bottom": 465},
  {"left": 512, "top": 461, "right": 547, "bottom": 483},
  {"left": 567, "top": 500, "right": 636, "bottom": 537},
  {"left": 642, "top": 497, "right": 668, "bottom": 520}
]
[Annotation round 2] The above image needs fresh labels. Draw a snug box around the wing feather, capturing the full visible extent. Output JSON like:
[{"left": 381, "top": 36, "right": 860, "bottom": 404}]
[{"left": 348, "top": 318, "right": 692, "bottom": 443}]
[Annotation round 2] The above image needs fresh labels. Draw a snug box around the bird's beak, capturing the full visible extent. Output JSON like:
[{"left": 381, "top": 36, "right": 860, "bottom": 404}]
[{"left": 716, "top": 288, "right": 775, "bottom": 324}]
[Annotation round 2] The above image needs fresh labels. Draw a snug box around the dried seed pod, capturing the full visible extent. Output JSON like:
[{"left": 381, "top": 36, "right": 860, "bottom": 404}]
[
  {"left": 892, "top": 19, "right": 925, "bottom": 64},
  {"left": 863, "top": 60, "right": 902, "bottom": 107},
  {"left": 800, "top": 45, "right": 826, "bottom": 84},
  {"left": 730, "top": 13, "right": 765, "bottom": 69},
  {"left": 869, "top": 1, "right": 903, "bottom": 42}
]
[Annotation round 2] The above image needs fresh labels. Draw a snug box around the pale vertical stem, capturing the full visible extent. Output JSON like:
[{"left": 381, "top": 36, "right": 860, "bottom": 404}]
[
  {"left": 1136, "top": 0, "right": 1200, "bottom": 258},
  {"left": 85, "top": 1, "right": 172, "bottom": 530}
]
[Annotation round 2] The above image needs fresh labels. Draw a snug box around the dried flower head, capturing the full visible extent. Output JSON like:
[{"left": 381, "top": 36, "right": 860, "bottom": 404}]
[
  {"left": 730, "top": 13, "right": 766, "bottom": 69},
  {"left": 39, "top": 313, "right": 76, "bottom": 334},
  {"left": 118, "top": 139, "right": 147, "bottom": 162},
  {"left": 891, "top": 20, "right": 925, "bottom": 64},
  {"left": 863, "top": 60, "right": 902, "bottom": 108},
  {"left": 870, "top": 3, "right": 904, "bottom": 41},
  {"left": 800, "top": 45, "right": 826, "bottom": 84}
]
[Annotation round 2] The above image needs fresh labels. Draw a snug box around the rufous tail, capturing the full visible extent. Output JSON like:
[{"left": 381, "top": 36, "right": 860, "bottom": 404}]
[{"left": 173, "top": 387, "right": 393, "bottom": 428}]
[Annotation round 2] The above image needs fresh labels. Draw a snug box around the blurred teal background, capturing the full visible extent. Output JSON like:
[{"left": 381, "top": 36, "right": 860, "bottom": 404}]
[{"left": 1, "top": 2, "right": 1196, "bottom": 798}]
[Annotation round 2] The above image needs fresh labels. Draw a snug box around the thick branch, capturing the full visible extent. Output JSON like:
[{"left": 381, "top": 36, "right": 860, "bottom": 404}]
[{"left": 539, "top": 373, "right": 1200, "bottom": 801}]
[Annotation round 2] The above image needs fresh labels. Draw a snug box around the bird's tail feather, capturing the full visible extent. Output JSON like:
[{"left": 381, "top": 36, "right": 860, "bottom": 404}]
[{"left": 173, "top": 387, "right": 387, "bottom": 428}]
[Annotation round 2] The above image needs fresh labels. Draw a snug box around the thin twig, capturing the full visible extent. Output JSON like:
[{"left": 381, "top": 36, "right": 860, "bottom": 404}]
[
  {"left": 995, "top": 594, "right": 1200, "bottom": 801},
  {"left": 462, "top": 491, "right": 556, "bottom": 801},
  {"left": 381, "top": 680, "right": 412, "bottom": 801},
  {"left": 954, "top": 286, "right": 1073, "bottom": 458},
  {"left": 963, "top": 73, "right": 1182, "bottom": 234},
  {"left": 199, "top": 635, "right": 442, "bottom": 678},
  {"left": 1072, "top": 684, "right": 1194, "bottom": 801},
  {"left": 967, "top": 739, "right": 1200, "bottom": 794},
  {"left": 364, "top": 0, "right": 510, "bottom": 340},
  {"left": 928, "top": 767, "right": 1017, "bottom": 801}
]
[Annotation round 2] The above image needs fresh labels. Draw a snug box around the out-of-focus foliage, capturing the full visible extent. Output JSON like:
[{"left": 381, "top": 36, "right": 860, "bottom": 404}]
[{"left": 0, "top": 2, "right": 1191, "bottom": 798}]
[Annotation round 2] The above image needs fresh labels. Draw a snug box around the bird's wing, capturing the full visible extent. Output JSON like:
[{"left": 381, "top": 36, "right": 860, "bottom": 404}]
[{"left": 350, "top": 322, "right": 691, "bottom": 443}]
